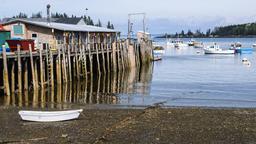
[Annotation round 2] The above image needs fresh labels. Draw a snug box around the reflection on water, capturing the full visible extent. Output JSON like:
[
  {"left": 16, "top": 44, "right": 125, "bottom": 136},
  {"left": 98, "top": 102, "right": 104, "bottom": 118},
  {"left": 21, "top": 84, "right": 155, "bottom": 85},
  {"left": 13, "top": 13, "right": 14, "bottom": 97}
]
[
  {"left": 2, "top": 38, "right": 256, "bottom": 108},
  {"left": 0, "top": 64, "right": 153, "bottom": 109}
]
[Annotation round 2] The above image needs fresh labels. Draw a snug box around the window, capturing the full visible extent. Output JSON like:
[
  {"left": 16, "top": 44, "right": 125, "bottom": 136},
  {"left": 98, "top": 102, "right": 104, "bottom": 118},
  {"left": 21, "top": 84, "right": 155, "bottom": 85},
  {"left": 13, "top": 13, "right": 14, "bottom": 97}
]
[
  {"left": 32, "top": 33, "right": 37, "bottom": 38},
  {"left": 13, "top": 25, "right": 24, "bottom": 35}
]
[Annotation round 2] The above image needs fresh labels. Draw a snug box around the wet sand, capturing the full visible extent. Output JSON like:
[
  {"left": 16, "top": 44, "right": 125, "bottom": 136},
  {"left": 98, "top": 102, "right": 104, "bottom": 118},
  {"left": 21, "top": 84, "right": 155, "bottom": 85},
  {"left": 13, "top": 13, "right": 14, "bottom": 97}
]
[{"left": 0, "top": 106, "right": 256, "bottom": 144}]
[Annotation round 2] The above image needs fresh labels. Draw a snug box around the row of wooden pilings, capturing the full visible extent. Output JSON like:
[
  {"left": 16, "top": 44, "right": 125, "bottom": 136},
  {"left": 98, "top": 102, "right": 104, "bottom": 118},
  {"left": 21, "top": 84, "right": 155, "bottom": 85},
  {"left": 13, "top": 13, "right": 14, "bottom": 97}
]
[
  {"left": 0, "top": 39, "right": 153, "bottom": 97},
  {"left": 2, "top": 61, "right": 153, "bottom": 108}
]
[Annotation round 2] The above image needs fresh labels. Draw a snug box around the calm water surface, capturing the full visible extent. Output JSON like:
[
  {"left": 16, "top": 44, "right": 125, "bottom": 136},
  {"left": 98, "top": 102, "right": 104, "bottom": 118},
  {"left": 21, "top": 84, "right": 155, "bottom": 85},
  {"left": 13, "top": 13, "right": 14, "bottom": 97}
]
[{"left": 1, "top": 38, "right": 256, "bottom": 108}]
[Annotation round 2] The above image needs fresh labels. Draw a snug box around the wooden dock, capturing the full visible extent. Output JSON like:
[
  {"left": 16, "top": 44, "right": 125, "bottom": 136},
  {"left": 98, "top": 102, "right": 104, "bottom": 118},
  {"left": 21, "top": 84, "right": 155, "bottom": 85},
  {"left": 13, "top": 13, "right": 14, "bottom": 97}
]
[{"left": 0, "top": 39, "right": 153, "bottom": 97}]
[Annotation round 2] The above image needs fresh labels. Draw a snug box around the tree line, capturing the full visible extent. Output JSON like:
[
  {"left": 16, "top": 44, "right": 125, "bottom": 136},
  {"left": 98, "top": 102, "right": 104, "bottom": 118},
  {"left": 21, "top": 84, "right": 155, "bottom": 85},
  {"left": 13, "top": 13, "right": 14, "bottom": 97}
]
[
  {"left": 159, "top": 29, "right": 212, "bottom": 38},
  {"left": 11, "top": 12, "right": 114, "bottom": 29},
  {"left": 158, "top": 22, "right": 256, "bottom": 38},
  {"left": 211, "top": 23, "right": 256, "bottom": 36}
]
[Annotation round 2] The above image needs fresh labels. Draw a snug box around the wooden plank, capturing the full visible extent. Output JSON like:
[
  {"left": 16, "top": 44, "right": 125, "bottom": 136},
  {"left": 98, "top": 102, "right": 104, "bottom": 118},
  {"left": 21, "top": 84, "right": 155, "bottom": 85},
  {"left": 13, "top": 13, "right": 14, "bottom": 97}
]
[{"left": 39, "top": 46, "right": 44, "bottom": 89}]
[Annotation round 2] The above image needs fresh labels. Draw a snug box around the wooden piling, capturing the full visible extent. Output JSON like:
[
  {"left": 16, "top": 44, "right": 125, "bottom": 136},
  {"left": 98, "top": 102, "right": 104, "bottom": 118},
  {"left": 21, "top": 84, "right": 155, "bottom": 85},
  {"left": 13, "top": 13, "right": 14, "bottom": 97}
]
[
  {"left": 2, "top": 45, "right": 10, "bottom": 96},
  {"left": 34, "top": 59, "right": 39, "bottom": 89},
  {"left": 11, "top": 61, "right": 15, "bottom": 93},
  {"left": 62, "top": 45, "right": 68, "bottom": 83},
  {"left": 49, "top": 49, "right": 54, "bottom": 88},
  {"left": 29, "top": 45, "right": 37, "bottom": 90},
  {"left": 117, "top": 42, "right": 121, "bottom": 71},
  {"left": 57, "top": 46, "right": 62, "bottom": 85},
  {"left": 101, "top": 43, "right": 106, "bottom": 74},
  {"left": 120, "top": 42, "right": 125, "bottom": 70},
  {"left": 112, "top": 42, "right": 117, "bottom": 72},
  {"left": 82, "top": 44, "right": 87, "bottom": 78},
  {"left": 17, "top": 45, "right": 22, "bottom": 93},
  {"left": 96, "top": 43, "right": 101, "bottom": 75},
  {"left": 106, "top": 42, "right": 110, "bottom": 72},
  {"left": 67, "top": 44, "right": 72, "bottom": 81},
  {"left": 24, "top": 60, "right": 28, "bottom": 91},
  {"left": 39, "top": 46, "right": 44, "bottom": 89},
  {"left": 75, "top": 44, "right": 80, "bottom": 80},
  {"left": 88, "top": 43, "right": 93, "bottom": 75}
]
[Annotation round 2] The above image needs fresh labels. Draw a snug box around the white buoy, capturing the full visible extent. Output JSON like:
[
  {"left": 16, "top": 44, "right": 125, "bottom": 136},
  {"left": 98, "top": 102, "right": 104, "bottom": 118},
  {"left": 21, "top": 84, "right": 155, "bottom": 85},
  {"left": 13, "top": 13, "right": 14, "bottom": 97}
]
[{"left": 242, "top": 58, "right": 251, "bottom": 67}]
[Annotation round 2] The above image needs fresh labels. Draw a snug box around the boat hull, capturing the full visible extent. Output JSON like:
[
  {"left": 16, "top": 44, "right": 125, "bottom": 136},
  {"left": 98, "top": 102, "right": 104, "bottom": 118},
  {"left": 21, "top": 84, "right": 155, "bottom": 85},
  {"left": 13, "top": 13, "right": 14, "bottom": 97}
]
[
  {"left": 153, "top": 50, "right": 165, "bottom": 54},
  {"left": 235, "top": 48, "right": 253, "bottom": 54},
  {"left": 19, "top": 109, "right": 83, "bottom": 122},
  {"left": 204, "top": 49, "right": 235, "bottom": 54}
]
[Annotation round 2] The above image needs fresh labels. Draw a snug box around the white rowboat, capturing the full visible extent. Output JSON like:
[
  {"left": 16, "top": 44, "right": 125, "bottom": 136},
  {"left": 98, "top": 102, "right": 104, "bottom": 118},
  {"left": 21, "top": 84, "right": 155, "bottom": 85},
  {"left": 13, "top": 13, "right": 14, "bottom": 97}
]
[{"left": 19, "top": 109, "right": 83, "bottom": 122}]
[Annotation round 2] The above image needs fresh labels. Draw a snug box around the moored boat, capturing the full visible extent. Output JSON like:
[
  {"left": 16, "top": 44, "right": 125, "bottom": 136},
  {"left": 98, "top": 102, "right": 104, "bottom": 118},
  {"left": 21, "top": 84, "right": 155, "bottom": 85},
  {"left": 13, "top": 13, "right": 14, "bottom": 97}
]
[
  {"left": 174, "top": 40, "right": 187, "bottom": 48},
  {"left": 19, "top": 109, "right": 83, "bottom": 122},
  {"left": 194, "top": 42, "right": 204, "bottom": 48},
  {"left": 166, "top": 39, "right": 187, "bottom": 48},
  {"left": 234, "top": 47, "right": 253, "bottom": 54},
  {"left": 204, "top": 44, "right": 235, "bottom": 54},
  {"left": 188, "top": 39, "right": 195, "bottom": 46},
  {"left": 166, "top": 39, "right": 176, "bottom": 47},
  {"left": 231, "top": 42, "right": 242, "bottom": 48},
  {"left": 153, "top": 45, "right": 164, "bottom": 61}
]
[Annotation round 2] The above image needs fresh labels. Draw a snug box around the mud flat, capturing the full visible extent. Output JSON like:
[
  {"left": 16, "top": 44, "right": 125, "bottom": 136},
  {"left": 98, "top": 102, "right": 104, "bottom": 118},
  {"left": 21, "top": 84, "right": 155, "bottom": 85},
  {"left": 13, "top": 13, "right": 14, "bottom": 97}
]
[{"left": 0, "top": 106, "right": 256, "bottom": 144}]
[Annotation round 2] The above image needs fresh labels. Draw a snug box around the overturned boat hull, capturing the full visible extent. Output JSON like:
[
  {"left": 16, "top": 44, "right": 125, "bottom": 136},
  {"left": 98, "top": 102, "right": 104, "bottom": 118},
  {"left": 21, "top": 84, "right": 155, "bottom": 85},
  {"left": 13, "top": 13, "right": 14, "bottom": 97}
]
[{"left": 19, "top": 109, "right": 83, "bottom": 122}]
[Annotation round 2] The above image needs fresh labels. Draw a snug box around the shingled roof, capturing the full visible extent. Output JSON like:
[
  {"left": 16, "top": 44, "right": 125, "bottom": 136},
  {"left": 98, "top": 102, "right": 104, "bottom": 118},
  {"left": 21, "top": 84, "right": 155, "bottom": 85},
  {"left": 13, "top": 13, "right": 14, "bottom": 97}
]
[
  {"left": 54, "top": 18, "right": 83, "bottom": 25},
  {"left": 2, "top": 19, "right": 118, "bottom": 33}
]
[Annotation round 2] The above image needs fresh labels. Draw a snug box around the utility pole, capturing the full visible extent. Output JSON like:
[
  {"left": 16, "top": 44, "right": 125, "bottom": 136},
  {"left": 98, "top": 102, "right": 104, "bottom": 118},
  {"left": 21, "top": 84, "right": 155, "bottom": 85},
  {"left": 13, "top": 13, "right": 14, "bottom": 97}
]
[{"left": 128, "top": 13, "right": 146, "bottom": 42}]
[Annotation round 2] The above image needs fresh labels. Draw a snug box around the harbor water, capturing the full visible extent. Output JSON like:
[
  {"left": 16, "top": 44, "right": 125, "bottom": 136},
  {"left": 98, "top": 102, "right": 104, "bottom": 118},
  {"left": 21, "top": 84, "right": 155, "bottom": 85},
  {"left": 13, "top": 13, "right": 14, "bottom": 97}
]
[{"left": 1, "top": 38, "right": 256, "bottom": 108}]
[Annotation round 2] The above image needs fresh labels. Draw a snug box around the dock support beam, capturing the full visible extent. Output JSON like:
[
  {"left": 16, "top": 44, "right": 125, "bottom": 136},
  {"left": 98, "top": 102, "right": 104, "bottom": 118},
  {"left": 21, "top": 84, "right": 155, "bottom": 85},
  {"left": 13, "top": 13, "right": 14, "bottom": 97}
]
[
  {"left": 2, "top": 45, "right": 10, "bottom": 96},
  {"left": 17, "top": 45, "right": 22, "bottom": 93}
]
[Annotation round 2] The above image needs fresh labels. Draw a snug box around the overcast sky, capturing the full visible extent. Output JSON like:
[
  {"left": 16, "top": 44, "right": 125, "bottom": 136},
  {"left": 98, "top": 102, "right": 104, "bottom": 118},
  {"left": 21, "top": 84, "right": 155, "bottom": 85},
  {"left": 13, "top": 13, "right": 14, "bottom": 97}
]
[{"left": 1, "top": 0, "right": 256, "bottom": 33}]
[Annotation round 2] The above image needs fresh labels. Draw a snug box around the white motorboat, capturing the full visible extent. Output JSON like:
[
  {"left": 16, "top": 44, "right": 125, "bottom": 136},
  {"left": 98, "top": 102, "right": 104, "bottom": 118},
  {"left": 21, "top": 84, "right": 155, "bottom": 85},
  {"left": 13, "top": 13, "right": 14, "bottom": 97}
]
[
  {"left": 194, "top": 42, "right": 204, "bottom": 48},
  {"left": 19, "top": 109, "right": 83, "bottom": 122},
  {"left": 166, "top": 40, "right": 176, "bottom": 47},
  {"left": 174, "top": 40, "right": 187, "bottom": 48},
  {"left": 204, "top": 44, "right": 235, "bottom": 54},
  {"left": 166, "top": 39, "right": 187, "bottom": 48}
]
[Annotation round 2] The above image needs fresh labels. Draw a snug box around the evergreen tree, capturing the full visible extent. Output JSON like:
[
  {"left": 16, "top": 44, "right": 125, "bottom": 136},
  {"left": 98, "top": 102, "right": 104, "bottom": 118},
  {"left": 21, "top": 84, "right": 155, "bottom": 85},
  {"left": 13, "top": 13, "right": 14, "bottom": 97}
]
[
  {"left": 95, "top": 19, "right": 102, "bottom": 27},
  {"left": 206, "top": 29, "right": 211, "bottom": 37},
  {"left": 13, "top": 12, "right": 28, "bottom": 18},
  {"left": 110, "top": 24, "right": 114, "bottom": 29},
  {"left": 187, "top": 30, "right": 193, "bottom": 37},
  {"left": 180, "top": 30, "right": 185, "bottom": 37},
  {"left": 107, "top": 21, "right": 111, "bottom": 29},
  {"left": 31, "top": 12, "right": 42, "bottom": 18}
]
